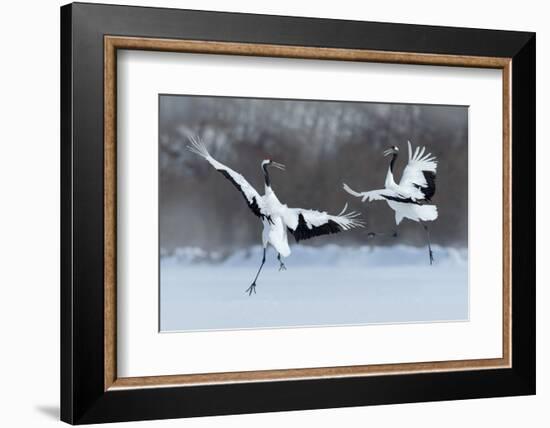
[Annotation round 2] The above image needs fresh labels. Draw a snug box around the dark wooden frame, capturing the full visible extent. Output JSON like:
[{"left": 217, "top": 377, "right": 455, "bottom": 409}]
[{"left": 61, "top": 2, "right": 536, "bottom": 424}]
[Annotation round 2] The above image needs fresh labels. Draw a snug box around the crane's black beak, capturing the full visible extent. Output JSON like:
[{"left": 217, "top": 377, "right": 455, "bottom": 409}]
[{"left": 271, "top": 161, "right": 286, "bottom": 171}]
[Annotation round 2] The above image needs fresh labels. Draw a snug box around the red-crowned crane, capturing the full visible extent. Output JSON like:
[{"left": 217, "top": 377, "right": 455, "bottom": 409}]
[
  {"left": 187, "top": 136, "right": 364, "bottom": 295},
  {"left": 343, "top": 141, "right": 438, "bottom": 265}
]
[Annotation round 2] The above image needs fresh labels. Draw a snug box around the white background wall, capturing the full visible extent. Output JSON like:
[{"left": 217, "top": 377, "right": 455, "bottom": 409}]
[{"left": 0, "top": 0, "right": 546, "bottom": 426}]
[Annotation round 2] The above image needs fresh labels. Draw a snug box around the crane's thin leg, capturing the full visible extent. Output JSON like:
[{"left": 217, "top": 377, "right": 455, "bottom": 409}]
[
  {"left": 277, "top": 253, "right": 287, "bottom": 271},
  {"left": 245, "top": 247, "right": 266, "bottom": 296},
  {"left": 420, "top": 221, "right": 434, "bottom": 265}
]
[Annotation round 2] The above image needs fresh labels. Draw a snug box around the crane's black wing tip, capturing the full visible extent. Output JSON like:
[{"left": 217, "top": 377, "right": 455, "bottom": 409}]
[
  {"left": 217, "top": 170, "right": 266, "bottom": 220},
  {"left": 420, "top": 171, "right": 436, "bottom": 200},
  {"left": 288, "top": 215, "right": 343, "bottom": 242}
]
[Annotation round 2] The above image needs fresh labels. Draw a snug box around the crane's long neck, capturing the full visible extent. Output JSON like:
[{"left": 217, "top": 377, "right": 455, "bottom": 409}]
[
  {"left": 262, "top": 164, "right": 271, "bottom": 188},
  {"left": 385, "top": 153, "right": 398, "bottom": 188}
]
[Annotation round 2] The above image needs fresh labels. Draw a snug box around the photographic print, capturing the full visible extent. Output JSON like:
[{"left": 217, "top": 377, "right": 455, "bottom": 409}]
[{"left": 159, "top": 95, "right": 468, "bottom": 332}]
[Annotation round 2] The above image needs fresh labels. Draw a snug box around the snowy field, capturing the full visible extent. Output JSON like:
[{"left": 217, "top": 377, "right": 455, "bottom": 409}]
[{"left": 160, "top": 245, "right": 468, "bottom": 332}]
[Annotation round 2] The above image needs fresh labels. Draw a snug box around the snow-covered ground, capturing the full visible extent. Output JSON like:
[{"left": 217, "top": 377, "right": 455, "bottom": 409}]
[{"left": 160, "top": 245, "right": 468, "bottom": 331}]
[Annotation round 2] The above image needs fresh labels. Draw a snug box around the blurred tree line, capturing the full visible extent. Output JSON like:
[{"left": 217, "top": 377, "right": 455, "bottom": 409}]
[{"left": 159, "top": 95, "right": 468, "bottom": 252}]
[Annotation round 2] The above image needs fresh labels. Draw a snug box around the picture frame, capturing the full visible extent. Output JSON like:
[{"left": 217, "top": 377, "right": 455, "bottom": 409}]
[{"left": 60, "top": 2, "right": 535, "bottom": 424}]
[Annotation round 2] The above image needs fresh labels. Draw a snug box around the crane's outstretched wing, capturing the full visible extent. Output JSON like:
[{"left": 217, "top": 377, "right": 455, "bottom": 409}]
[
  {"left": 284, "top": 203, "right": 364, "bottom": 242},
  {"left": 343, "top": 183, "right": 422, "bottom": 204},
  {"left": 187, "top": 136, "right": 269, "bottom": 221},
  {"left": 342, "top": 183, "right": 391, "bottom": 202},
  {"left": 399, "top": 141, "right": 437, "bottom": 201}
]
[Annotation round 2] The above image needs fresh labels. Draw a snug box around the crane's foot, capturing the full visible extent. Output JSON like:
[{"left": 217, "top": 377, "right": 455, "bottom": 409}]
[
  {"left": 429, "top": 249, "right": 435, "bottom": 265},
  {"left": 367, "top": 231, "right": 398, "bottom": 239},
  {"left": 245, "top": 283, "right": 257, "bottom": 296},
  {"left": 277, "top": 254, "right": 287, "bottom": 271}
]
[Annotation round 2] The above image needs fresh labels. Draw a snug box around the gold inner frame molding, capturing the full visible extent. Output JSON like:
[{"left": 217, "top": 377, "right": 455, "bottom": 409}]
[{"left": 104, "top": 35, "right": 512, "bottom": 391}]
